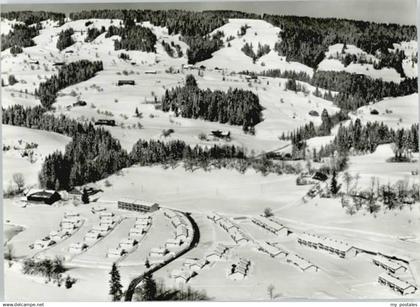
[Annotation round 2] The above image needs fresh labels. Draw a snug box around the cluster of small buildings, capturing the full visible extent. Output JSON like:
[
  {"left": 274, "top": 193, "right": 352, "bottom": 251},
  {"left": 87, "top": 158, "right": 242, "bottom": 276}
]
[
  {"left": 69, "top": 211, "right": 118, "bottom": 254},
  {"left": 129, "top": 215, "right": 152, "bottom": 238},
  {"left": 208, "top": 213, "right": 250, "bottom": 245},
  {"left": 297, "top": 232, "right": 358, "bottom": 258},
  {"left": 372, "top": 256, "right": 417, "bottom": 295},
  {"left": 108, "top": 237, "right": 138, "bottom": 258},
  {"left": 286, "top": 253, "right": 319, "bottom": 272},
  {"left": 32, "top": 212, "right": 82, "bottom": 250},
  {"left": 251, "top": 216, "right": 288, "bottom": 236},
  {"left": 164, "top": 210, "right": 193, "bottom": 247},
  {"left": 229, "top": 258, "right": 251, "bottom": 280},
  {"left": 171, "top": 257, "right": 210, "bottom": 284}
]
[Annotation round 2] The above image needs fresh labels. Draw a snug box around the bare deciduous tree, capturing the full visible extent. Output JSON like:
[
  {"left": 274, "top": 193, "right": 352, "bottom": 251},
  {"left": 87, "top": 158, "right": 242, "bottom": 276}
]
[{"left": 12, "top": 173, "right": 25, "bottom": 192}]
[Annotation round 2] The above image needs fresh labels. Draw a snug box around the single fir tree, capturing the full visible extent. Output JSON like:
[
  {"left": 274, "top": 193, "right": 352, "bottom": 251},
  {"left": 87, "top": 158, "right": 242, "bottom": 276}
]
[
  {"left": 81, "top": 188, "right": 89, "bottom": 204},
  {"left": 330, "top": 170, "right": 340, "bottom": 195},
  {"left": 109, "top": 263, "right": 123, "bottom": 301}
]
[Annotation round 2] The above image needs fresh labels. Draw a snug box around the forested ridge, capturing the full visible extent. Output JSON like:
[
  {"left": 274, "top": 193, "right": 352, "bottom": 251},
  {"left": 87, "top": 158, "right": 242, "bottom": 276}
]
[
  {"left": 244, "top": 69, "right": 417, "bottom": 110},
  {"left": 263, "top": 14, "right": 417, "bottom": 68}
]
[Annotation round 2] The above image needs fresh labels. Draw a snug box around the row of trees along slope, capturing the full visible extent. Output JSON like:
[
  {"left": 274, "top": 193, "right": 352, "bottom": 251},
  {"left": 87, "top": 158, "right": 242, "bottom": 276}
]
[
  {"left": 68, "top": 9, "right": 258, "bottom": 64},
  {"left": 162, "top": 75, "right": 263, "bottom": 133},
  {"left": 252, "top": 69, "right": 417, "bottom": 111},
  {"left": 35, "top": 60, "right": 103, "bottom": 108},
  {"left": 4, "top": 104, "right": 292, "bottom": 191}
]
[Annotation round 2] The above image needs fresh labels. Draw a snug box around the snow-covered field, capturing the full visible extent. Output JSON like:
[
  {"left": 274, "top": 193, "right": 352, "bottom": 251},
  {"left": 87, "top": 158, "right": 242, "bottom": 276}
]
[
  {"left": 352, "top": 93, "right": 419, "bottom": 129},
  {"left": 2, "top": 125, "right": 71, "bottom": 190},
  {"left": 2, "top": 15, "right": 419, "bottom": 301}
]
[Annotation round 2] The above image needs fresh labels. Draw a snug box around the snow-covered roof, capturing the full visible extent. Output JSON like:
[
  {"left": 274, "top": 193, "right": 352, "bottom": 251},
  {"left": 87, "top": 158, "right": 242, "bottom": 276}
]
[
  {"left": 374, "top": 256, "right": 406, "bottom": 271},
  {"left": 172, "top": 269, "right": 194, "bottom": 280},
  {"left": 150, "top": 247, "right": 167, "bottom": 254},
  {"left": 69, "top": 242, "right": 85, "bottom": 249},
  {"left": 258, "top": 241, "right": 282, "bottom": 256},
  {"left": 108, "top": 248, "right": 123, "bottom": 255},
  {"left": 92, "top": 224, "right": 110, "bottom": 231},
  {"left": 120, "top": 237, "right": 136, "bottom": 245},
  {"left": 252, "top": 216, "right": 287, "bottom": 232},
  {"left": 287, "top": 254, "right": 317, "bottom": 270},
  {"left": 119, "top": 198, "right": 158, "bottom": 207},
  {"left": 379, "top": 273, "right": 417, "bottom": 290}
]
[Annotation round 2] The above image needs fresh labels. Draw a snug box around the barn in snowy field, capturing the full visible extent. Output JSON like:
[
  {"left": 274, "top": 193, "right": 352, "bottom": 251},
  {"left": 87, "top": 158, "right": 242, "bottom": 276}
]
[{"left": 27, "top": 190, "right": 61, "bottom": 205}]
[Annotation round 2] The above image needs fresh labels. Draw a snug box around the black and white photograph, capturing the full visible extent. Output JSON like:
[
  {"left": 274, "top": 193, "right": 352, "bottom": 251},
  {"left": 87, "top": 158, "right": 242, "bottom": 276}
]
[{"left": 0, "top": 0, "right": 419, "bottom": 302}]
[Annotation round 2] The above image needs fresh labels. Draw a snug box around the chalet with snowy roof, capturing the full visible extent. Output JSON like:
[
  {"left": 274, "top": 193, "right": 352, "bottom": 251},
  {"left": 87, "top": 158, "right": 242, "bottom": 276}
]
[
  {"left": 150, "top": 247, "right": 168, "bottom": 258},
  {"left": 218, "top": 218, "right": 236, "bottom": 231},
  {"left": 286, "top": 254, "right": 318, "bottom": 272},
  {"left": 98, "top": 212, "right": 113, "bottom": 219},
  {"left": 378, "top": 273, "right": 417, "bottom": 295},
  {"left": 50, "top": 231, "right": 67, "bottom": 242},
  {"left": 172, "top": 269, "right": 194, "bottom": 284},
  {"left": 206, "top": 244, "right": 228, "bottom": 262},
  {"left": 252, "top": 217, "right": 288, "bottom": 236},
  {"left": 165, "top": 238, "right": 182, "bottom": 249},
  {"left": 92, "top": 224, "right": 111, "bottom": 236},
  {"left": 257, "top": 242, "right": 287, "bottom": 258},
  {"left": 64, "top": 211, "right": 80, "bottom": 218},
  {"left": 164, "top": 210, "right": 177, "bottom": 219},
  {"left": 210, "top": 130, "right": 231, "bottom": 139},
  {"left": 34, "top": 240, "right": 48, "bottom": 249},
  {"left": 373, "top": 257, "right": 407, "bottom": 274},
  {"left": 118, "top": 198, "right": 160, "bottom": 213},
  {"left": 175, "top": 225, "right": 189, "bottom": 241},
  {"left": 108, "top": 247, "right": 125, "bottom": 258},
  {"left": 119, "top": 238, "right": 137, "bottom": 252},
  {"left": 69, "top": 242, "right": 87, "bottom": 254},
  {"left": 27, "top": 190, "right": 61, "bottom": 205},
  {"left": 190, "top": 259, "right": 208, "bottom": 272},
  {"left": 207, "top": 212, "right": 223, "bottom": 222},
  {"left": 84, "top": 231, "right": 101, "bottom": 243},
  {"left": 129, "top": 227, "right": 145, "bottom": 237},
  {"left": 61, "top": 222, "right": 77, "bottom": 233},
  {"left": 91, "top": 205, "right": 106, "bottom": 214},
  {"left": 95, "top": 119, "right": 116, "bottom": 126}
]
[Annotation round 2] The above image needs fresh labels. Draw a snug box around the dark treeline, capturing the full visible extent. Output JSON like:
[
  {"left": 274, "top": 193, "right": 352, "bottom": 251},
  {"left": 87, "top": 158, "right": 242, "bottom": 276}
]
[
  {"left": 105, "top": 24, "right": 157, "bottom": 52},
  {"left": 68, "top": 9, "right": 257, "bottom": 37},
  {"left": 263, "top": 14, "right": 417, "bottom": 68},
  {"left": 241, "top": 42, "right": 271, "bottom": 63},
  {"left": 162, "top": 75, "right": 263, "bottom": 132},
  {"left": 1, "top": 23, "right": 41, "bottom": 52},
  {"left": 282, "top": 109, "right": 349, "bottom": 142},
  {"left": 3, "top": 105, "right": 293, "bottom": 190},
  {"left": 241, "top": 69, "right": 417, "bottom": 110},
  {"left": 183, "top": 31, "right": 224, "bottom": 64},
  {"left": 56, "top": 28, "right": 75, "bottom": 51},
  {"left": 311, "top": 71, "right": 418, "bottom": 110},
  {"left": 314, "top": 121, "right": 419, "bottom": 165},
  {"left": 1, "top": 11, "right": 65, "bottom": 25},
  {"left": 35, "top": 60, "right": 103, "bottom": 108},
  {"left": 85, "top": 26, "right": 106, "bottom": 42}
]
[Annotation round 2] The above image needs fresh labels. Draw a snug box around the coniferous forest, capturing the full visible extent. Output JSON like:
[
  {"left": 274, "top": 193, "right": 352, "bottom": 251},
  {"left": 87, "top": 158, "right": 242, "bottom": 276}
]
[
  {"left": 35, "top": 60, "right": 103, "bottom": 108},
  {"left": 162, "top": 75, "right": 263, "bottom": 131}
]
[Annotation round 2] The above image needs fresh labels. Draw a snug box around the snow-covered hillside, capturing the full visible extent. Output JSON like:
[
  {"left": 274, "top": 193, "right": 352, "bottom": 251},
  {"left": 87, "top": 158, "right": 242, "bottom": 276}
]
[{"left": 198, "top": 19, "right": 314, "bottom": 75}]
